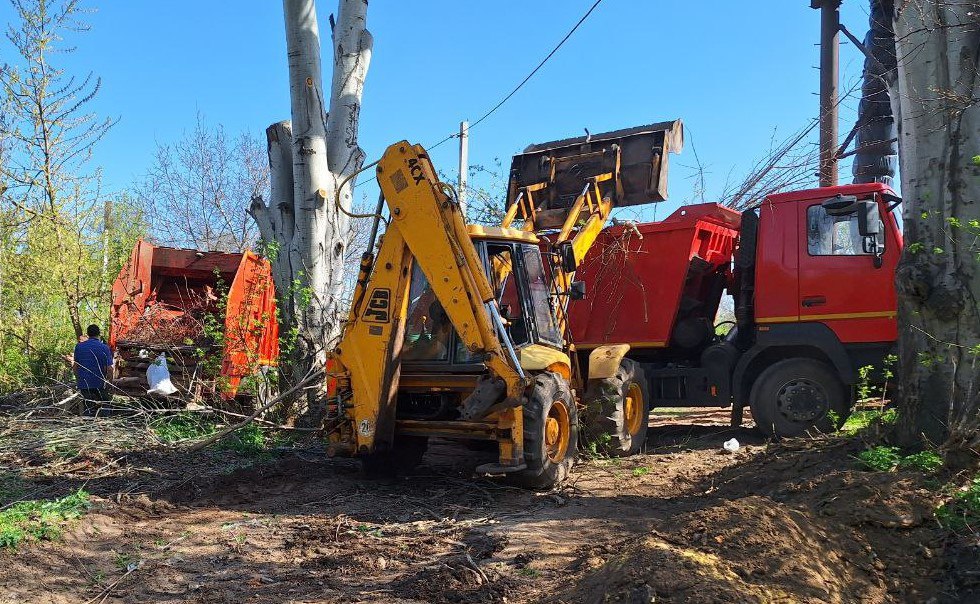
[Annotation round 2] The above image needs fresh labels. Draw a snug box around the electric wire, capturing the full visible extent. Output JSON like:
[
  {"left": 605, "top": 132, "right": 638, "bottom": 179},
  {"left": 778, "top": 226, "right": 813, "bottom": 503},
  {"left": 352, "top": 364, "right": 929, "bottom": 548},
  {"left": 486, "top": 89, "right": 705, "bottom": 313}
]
[
  {"left": 426, "top": 0, "right": 605, "bottom": 152},
  {"left": 348, "top": 0, "right": 605, "bottom": 198}
]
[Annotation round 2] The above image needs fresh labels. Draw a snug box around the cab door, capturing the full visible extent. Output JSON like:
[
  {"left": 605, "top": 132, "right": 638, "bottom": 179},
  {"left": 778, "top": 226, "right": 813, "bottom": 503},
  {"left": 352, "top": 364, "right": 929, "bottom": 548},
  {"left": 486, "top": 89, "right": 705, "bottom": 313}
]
[{"left": 796, "top": 195, "right": 898, "bottom": 343}]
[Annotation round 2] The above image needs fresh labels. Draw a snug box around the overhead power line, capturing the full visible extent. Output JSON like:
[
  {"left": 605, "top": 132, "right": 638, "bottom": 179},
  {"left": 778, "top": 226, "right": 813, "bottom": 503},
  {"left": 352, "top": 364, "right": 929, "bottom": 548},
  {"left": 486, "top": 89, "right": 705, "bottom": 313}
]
[
  {"left": 351, "top": 0, "right": 605, "bottom": 193},
  {"left": 427, "top": 0, "right": 605, "bottom": 151}
]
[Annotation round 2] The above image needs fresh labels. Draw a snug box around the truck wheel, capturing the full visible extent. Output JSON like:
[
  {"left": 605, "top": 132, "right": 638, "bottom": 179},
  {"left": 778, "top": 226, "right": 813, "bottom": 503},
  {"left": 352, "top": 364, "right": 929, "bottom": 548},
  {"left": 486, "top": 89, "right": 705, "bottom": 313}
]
[
  {"left": 361, "top": 435, "right": 428, "bottom": 478},
  {"left": 749, "top": 359, "right": 848, "bottom": 437},
  {"left": 512, "top": 372, "right": 578, "bottom": 490},
  {"left": 582, "top": 359, "right": 650, "bottom": 456}
]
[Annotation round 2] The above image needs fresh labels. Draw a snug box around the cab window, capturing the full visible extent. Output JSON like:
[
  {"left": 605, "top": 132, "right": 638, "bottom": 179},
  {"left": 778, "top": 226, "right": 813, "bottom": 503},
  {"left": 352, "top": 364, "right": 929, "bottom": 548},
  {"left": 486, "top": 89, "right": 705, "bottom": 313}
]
[
  {"left": 487, "top": 243, "right": 530, "bottom": 347},
  {"left": 806, "top": 204, "right": 884, "bottom": 256},
  {"left": 521, "top": 244, "right": 562, "bottom": 345},
  {"left": 403, "top": 265, "right": 451, "bottom": 362}
]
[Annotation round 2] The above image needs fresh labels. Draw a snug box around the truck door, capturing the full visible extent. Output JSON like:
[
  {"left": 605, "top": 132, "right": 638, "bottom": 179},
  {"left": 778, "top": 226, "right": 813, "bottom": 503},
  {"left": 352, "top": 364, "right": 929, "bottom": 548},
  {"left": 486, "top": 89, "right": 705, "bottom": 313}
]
[{"left": 796, "top": 195, "right": 898, "bottom": 343}]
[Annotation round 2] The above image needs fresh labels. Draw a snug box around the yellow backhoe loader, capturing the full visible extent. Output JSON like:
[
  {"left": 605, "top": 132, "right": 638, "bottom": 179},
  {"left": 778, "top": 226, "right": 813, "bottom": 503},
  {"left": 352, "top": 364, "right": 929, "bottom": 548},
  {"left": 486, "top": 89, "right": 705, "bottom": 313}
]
[{"left": 324, "top": 122, "right": 681, "bottom": 488}]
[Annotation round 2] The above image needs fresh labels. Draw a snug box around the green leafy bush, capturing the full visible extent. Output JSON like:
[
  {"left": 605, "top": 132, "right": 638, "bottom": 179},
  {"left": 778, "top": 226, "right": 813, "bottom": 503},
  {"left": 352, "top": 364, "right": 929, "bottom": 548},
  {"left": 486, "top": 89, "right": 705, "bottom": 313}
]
[
  {"left": 857, "top": 446, "right": 902, "bottom": 471},
  {"left": 898, "top": 450, "right": 943, "bottom": 472},
  {"left": 840, "top": 408, "right": 898, "bottom": 434},
  {"left": 937, "top": 477, "right": 980, "bottom": 531},
  {"left": 857, "top": 446, "right": 943, "bottom": 473}
]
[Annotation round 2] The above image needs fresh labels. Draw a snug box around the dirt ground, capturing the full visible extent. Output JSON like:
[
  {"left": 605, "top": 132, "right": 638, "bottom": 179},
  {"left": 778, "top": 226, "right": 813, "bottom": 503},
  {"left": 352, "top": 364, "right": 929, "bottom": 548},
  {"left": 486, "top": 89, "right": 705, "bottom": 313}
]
[{"left": 2, "top": 409, "right": 979, "bottom": 604}]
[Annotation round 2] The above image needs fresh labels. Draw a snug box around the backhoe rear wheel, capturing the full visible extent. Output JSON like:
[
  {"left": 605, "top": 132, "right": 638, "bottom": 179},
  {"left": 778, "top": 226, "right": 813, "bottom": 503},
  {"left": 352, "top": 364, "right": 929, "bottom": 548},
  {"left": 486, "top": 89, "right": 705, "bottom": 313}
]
[
  {"left": 511, "top": 372, "right": 578, "bottom": 490},
  {"left": 582, "top": 359, "right": 650, "bottom": 456}
]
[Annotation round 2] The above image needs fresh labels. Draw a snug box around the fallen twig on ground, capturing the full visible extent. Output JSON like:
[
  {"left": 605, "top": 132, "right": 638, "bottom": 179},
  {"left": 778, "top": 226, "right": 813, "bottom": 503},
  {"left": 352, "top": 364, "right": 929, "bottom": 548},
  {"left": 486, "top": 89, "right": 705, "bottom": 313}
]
[{"left": 186, "top": 367, "right": 323, "bottom": 452}]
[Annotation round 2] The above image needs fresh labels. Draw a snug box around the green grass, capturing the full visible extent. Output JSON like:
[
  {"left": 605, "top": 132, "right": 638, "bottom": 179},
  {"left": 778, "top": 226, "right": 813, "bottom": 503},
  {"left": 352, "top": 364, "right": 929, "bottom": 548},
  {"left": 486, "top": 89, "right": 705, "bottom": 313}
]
[
  {"left": 0, "top": 473, "right": 26, "bottom": 506},
  {"left": 0, "top": 490, "right": 91, "bottom": 549},
  {"left": 219, "top": 423, "right": 267, "bottom": 457},
  {"left": 153, "top": 413, "right": 291, "bottom": 460},
  {"left": 840, "top": 408, "right": 898, "bottom": 435},
  {"left": 857, "top": 445, "right": 943, "bottom": 473},
  {"left": 151, "top": 413, "right": 218, "bottom": 442},
  {"left": 937, "top": 476, "right": 980, "bottom": 531}
]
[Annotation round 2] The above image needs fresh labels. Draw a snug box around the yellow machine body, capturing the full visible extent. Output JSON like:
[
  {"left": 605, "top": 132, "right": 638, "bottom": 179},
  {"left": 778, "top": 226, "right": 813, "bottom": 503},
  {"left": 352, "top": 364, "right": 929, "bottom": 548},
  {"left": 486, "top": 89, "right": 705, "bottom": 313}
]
[{"left": 327, "top": 142, "right": 569, "bottom": 470}]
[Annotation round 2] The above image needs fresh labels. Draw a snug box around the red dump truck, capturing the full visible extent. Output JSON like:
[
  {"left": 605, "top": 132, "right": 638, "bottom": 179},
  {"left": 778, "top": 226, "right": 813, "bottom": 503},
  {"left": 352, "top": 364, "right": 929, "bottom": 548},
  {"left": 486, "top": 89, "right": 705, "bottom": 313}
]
[
  {"left": 109, "top": 240, "right": 279, "bottom": 400},
  {"left": 571, "top": 182, "right": 900, "bottom": 438}
]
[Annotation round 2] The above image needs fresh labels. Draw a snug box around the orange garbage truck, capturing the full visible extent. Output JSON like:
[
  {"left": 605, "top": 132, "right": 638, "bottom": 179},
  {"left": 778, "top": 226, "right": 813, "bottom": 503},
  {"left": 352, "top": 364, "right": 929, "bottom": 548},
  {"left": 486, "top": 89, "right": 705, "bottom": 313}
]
[{"left": 108, "top": 239, "right": 279, "bottom": 400}]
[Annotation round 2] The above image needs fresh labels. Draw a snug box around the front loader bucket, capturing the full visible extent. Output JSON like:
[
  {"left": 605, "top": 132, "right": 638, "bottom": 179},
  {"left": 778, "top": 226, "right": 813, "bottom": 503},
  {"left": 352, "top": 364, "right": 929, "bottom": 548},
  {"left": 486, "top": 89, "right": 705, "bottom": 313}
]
[{"left": 506, "top": 120, "right": 684, "bottom": 228}]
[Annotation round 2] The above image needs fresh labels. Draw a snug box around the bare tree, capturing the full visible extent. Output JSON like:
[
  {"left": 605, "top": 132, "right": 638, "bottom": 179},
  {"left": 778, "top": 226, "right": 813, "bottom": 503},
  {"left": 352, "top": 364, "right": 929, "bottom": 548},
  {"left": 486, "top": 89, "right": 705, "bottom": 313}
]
[
  {"left": 249, "top": 0, "right": 372, "bottom": 391},
  {"left": 891, "top": 2, "right": 980, "bottom": 466},
  {"left": 136, "top": 114, "right": 268, "bottom": 253},
  {"left": 0, "top": 0, "right": 117, "bottom": 338}
]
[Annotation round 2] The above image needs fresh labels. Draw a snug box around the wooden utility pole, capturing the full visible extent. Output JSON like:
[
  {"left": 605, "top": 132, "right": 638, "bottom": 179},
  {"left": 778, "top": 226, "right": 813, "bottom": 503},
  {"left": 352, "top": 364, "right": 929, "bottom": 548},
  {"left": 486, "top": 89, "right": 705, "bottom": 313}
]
[
  {"left": 458, "top": 120, "right": 469, "bottom": 215},
  {"left": 811, "top": 0, "right": 840, "bottom": 187}
]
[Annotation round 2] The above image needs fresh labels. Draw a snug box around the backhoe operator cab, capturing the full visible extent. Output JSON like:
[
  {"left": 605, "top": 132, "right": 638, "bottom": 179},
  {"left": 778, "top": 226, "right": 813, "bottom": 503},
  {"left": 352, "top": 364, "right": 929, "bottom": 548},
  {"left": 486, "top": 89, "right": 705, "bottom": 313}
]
[{"left": 402, "top": 236, "right": 562, "bottom": 366}]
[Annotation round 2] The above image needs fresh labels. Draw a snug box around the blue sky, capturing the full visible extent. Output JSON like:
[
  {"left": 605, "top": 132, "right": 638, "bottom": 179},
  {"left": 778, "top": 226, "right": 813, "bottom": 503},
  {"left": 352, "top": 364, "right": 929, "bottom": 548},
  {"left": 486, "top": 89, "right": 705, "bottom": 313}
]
[{"left": 1, "top": 0, "right": 876, "bottom": 220}]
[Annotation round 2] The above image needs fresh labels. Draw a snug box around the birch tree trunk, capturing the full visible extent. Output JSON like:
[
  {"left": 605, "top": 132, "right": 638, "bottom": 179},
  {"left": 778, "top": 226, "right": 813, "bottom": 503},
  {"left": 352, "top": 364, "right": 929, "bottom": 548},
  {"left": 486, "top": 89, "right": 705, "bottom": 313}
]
[
  {"left": 892, "top": 2, "right": 980, "bottom": 467},
  {"left": 249, "top": 0, "right": 372, "bottom": 409}
]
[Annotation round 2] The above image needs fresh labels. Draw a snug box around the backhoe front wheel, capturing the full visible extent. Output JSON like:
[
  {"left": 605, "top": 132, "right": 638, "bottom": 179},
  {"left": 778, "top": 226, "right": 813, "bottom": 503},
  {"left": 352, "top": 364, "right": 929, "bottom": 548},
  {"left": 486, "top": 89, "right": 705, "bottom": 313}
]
[
  {"left": 512, "top": 372, "right": 578, "bottom": 490},
  {"left": 582, "top": 359, "right": 650, "bottom": 456}
]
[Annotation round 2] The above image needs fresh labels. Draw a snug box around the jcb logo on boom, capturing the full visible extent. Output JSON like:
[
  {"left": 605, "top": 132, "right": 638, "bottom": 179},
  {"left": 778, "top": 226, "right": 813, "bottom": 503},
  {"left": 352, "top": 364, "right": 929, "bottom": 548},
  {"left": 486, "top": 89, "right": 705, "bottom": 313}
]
[
  {"left": 407, "top": 158, "right": 425, "bottom": 185},
  {"left": 363, "top": 288, "right": 391, "bottom": 323}
]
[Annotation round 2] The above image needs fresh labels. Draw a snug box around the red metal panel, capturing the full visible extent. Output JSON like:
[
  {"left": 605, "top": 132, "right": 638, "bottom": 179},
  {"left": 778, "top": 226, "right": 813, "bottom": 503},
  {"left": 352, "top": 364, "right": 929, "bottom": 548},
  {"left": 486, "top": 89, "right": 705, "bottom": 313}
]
[
  {"left": 568, "top": 204, "right": 740, "bottom": 349},
  {"left": 109, "top": 239, "right": 154, "bottom": 348},
  {"left": 221, "top": 251, "right": 279, "bottom": 398},
  {"left": 791, "top": 186, "right": 900, "bottom": 343},
  {"left": 754, "top": 198, "right": 801, "bottom": 323}
]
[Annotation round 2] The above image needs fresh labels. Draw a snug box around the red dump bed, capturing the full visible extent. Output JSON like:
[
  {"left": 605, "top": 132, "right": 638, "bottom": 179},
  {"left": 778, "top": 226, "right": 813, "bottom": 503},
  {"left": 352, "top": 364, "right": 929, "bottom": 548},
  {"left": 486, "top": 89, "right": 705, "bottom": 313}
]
[
  {"left": 109, "top": 240, "right": 279, "bottom": 399},
  {"left": 569, "top": 203, "right": 740, "bottom": 350}
]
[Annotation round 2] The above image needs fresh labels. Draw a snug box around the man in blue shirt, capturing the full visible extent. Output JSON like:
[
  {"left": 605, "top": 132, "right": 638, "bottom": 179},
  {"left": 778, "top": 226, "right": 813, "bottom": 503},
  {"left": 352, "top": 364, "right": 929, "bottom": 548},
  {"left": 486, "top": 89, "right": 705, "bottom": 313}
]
[{"left": 74, "top": 324, "right": 113, "bottom": 416}]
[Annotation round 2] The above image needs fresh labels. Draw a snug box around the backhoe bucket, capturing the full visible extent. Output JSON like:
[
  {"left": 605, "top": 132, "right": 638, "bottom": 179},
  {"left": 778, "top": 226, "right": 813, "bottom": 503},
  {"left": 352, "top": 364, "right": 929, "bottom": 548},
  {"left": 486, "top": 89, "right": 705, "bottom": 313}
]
[{"left": 506, "top": 120, "right": 684, "bottom": 228}]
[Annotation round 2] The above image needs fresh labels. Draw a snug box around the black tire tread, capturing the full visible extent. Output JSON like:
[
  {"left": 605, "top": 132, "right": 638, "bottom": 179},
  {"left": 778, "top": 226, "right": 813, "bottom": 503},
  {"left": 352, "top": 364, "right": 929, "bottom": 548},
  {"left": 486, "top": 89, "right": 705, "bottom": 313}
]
[
  {"left": 511, "top": 372, "right": 578, "bottom": 490},
  {"left": 582, "top": 359, "right": 650, "bottom": 457},
  {"left": 750, "top": 359, "right": 849, "bottom": 437}
]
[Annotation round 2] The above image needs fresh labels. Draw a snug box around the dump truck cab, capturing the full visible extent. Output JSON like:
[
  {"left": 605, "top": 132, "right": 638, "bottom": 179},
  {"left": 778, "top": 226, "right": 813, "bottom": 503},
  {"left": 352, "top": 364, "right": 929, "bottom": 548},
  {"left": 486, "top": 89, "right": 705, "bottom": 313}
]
[{"left": 727, "top": 182, "right": 901, "bottom": 433}]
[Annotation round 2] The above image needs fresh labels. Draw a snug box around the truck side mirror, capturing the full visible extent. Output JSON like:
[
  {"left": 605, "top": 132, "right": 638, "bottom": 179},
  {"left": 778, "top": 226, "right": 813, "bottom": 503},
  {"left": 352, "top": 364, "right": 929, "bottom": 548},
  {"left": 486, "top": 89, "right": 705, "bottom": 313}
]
[
  {"left": 557, "top": 242, "right": 578, "bottom": 274},
  {"left": 857, "top": 200, "right": 880, "bottom": 236},
  {"left": 569, "top": 280, "right": 586, "bottom": 301},
  {"left": 857, "top": 201, "right": 884, "bottom": 266}
]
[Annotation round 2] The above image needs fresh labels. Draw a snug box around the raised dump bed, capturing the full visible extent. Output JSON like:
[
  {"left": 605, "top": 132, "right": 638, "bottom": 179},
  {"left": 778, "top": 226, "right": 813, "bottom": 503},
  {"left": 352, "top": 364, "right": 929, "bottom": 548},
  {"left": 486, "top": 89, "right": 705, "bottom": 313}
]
[
  {"left": 568, "top": 203, "right": 740, "bottom": 354},
  {"left": 109, "top": 239, "right": 279, "bottom": 399}
]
